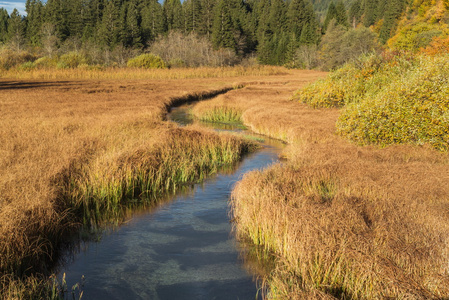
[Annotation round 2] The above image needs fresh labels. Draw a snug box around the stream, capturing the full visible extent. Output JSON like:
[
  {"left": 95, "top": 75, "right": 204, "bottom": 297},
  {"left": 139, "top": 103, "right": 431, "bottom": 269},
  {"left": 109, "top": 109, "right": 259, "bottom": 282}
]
[{"left": 58, "top": 103, "right": 282, "bottom": 299}]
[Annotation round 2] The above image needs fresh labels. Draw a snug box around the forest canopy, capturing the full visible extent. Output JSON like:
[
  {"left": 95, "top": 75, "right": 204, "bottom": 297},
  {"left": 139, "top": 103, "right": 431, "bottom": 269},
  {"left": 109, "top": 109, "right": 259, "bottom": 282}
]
[{"left": 0, "top": 0, "right": 448, "bottom": 69}]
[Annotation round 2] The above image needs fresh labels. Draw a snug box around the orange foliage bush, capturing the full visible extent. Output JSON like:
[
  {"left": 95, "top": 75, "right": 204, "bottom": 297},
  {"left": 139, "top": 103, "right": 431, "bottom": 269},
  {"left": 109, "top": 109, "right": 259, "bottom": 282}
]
[{"left": 421, "top": 35, "right": 449, "bottom": 55}]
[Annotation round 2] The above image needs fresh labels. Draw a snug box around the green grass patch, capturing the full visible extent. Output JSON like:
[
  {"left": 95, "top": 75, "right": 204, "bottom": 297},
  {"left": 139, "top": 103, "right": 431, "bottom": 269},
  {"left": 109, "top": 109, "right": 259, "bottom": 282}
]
[
  {"left": 66, "top": 128, "right": 255, "bottom": 226},
  {"left": 197, "top": 106, "right": 243, "bottom": 124}
]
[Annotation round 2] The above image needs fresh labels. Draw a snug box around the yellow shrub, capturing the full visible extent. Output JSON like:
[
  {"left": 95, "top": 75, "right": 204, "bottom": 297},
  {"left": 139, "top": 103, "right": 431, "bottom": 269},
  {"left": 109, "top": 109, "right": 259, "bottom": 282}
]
[{"left": 337, "top": 55, "right": 449, "bottom": 151}]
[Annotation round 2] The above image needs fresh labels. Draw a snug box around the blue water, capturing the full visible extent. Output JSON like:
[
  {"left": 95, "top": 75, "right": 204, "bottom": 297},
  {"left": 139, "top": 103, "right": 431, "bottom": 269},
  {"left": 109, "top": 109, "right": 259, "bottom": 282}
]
[{"left": 58, "top": 105, "right": 282, "bottom": 299}]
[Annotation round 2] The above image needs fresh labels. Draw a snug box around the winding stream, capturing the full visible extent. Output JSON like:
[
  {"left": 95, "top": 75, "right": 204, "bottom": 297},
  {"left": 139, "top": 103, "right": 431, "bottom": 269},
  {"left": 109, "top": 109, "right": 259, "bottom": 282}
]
[{"left": 58, "top": 104, "right": 282, "bottom": 299}]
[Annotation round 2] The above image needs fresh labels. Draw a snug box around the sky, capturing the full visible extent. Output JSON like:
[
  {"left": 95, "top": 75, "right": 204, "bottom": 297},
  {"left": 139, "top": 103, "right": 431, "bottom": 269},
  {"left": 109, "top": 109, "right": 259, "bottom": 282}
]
[
  {"left": 0, "top": 0, "right": 167, "bottom": 16},
  {"left": 0, "top": 0, "right": 26, "bottom": 15}
]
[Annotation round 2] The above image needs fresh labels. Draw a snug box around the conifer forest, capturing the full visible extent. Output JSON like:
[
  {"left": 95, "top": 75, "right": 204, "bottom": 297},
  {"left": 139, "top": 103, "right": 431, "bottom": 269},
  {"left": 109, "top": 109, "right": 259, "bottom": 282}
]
[{"left": 0, "top": 0, "right": 413, "bottom": 68}]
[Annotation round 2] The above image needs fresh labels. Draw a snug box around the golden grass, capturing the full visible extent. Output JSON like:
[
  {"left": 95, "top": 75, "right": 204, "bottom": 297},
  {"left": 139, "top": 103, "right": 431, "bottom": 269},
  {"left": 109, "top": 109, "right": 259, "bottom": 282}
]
[
  {"left": 0, "top": 65, "right": 289, "bottom": 80},
  {"left": 0, "top": 72, "right": 271, "bottom": 298},
  {"left": 4, "top": 66, "right": 448, "bottom": 299},
  {"left": 190, "top": 70, "right": 449, "bottom": 298}
]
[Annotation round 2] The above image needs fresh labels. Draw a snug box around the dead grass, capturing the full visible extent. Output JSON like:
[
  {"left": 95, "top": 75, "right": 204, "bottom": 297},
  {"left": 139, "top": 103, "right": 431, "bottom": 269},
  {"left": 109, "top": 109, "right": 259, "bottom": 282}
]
[
  {"left": 190, "top": 70, "right": 449, "bottom": 298},
  {"left": 0, "top": 65, "right": 288, "bottom": 80},
  {"left": 4, "top": 67, "right": 447, "bottom": 299},
  {"left": 0, "top": 72, "right": 272, "bottom": 298}
]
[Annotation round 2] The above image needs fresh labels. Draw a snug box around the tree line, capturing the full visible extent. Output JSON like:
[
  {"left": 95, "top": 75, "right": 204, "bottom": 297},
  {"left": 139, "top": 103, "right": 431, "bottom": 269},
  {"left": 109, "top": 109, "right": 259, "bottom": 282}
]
[{"left": 0, "top": 0, "right": 408, "bottom": 67}]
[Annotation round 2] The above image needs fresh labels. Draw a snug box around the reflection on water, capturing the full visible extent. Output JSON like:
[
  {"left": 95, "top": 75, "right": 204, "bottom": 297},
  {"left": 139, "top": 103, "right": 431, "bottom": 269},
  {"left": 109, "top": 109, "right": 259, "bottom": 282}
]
[{"left": 57, "top": 104, "right": 282, "bottom": 299}]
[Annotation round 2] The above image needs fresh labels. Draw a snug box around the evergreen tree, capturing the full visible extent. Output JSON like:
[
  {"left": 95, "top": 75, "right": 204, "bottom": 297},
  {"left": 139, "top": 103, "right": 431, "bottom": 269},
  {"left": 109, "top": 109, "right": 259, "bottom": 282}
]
[
  {"left": 65, "top": 0, "right": 85, "bottom": 38},
  {"left": 362, "top": 0, "right": 378, "bottom": 27},
  {"left": 163, "top": 0, "right": 184, "bottom": 31},
  {"left": 270, "top": 0, "right": 288, "bottom": 35},
  {"left": 82, "top": 0, "right": 105, "bottom": 42},
  {"left": 211, "top": 0, "right": 249, "bottom": 54},
  {"left": 197, "top": 0, "right": 217, "bottom": 37},
  {"left": 257, "top": 0, "right": 287, "bottom": 63},
  {"left": 0, "top": 8, "right": 9, "bottom": 43},
  {"left": 184, "top": 0, "right": 202, "bottom": 32},
  {"left": 335, "top": 1, "right": 349, "bottom": 27},
  {"left": 300, "top": 22, "right": 317, "bottom": 44},
  {"left": 288, "top": 0, "right": 318, "bottom": 44},
  {"left": 7, "top": 9, "right": 25, "bottom": 50},
  {"left": 211, "top": 0, "right": 236, "bottom": 49},
  {"left": 25, "top": 0, "right": 44, "bottom": 46},
  {"left": 324, "top": 1, "right": 347, "bottom": 31},
  {"left": 98, "top": 0, "right": 121, "bottom": 48},
  {"left": 255, "top": 0, "right": 272, "bottom": 42},
  {"left": 378, "top": 0, "right": 406, "bottom": 43},
  {"left": 44, "top": 0, "right": 70, "bottom": 40},
  {"left": 142, "top": 0, "right": 164, "bottom": 43},
  {"left": 323, "top": 2, "right": 337, "bottom": 31},
  {"left": 124, "top": 0, "right": 142, "bottom": 47},
  {"left": 348, "top": 0, "right": 362, "bottom": 27}
]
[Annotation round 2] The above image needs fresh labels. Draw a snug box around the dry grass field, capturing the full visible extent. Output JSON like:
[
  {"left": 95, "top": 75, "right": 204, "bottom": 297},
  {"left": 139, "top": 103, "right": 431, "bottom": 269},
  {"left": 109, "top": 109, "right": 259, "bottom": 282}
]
[
  {"left": 1, "top": 66, "right": 320, "bottom": 298},
  {"left": 192, "top": 76, "right": 449, "bottom": 298},
  {"left": 2, "top": 66, "right": 448, "bottom": 299}
]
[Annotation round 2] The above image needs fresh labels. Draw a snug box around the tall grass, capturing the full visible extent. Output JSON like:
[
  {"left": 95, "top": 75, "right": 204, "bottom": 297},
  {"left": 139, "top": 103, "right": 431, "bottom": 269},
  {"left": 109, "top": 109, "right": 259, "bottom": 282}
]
[
  {"left": 185, "top": 71, "right": 449, "bottom": 297},
  {"left": 231, "top": 160, "right": 449, "bottom": 298},
  {"left": 0, "top": 65, "right": 289, "bottom": 80},
  {"left": 0, "top": 75, "right": 259, "bottom": 299},
  {"left": 67, "top": 127, "right": 254, "bottom": 226}
]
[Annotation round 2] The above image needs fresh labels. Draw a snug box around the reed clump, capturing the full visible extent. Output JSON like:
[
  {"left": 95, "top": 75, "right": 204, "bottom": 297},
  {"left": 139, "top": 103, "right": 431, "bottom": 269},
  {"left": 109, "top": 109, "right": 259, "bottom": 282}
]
[
  {"left": 232, "top": 154, "right": 449, "bottom": 298},
  {"left": 191, "top": 93, "right": 244, "bottom": 124},
  {"left": 68, "top": 126, "right": 254, "bottom": 226}
]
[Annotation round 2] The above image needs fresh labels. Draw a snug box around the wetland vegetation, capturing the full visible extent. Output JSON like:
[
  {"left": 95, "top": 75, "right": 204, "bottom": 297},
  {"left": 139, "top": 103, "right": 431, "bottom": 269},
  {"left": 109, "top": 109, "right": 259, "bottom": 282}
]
[{"left": 2, "top": 0, "right": 449, "bottom": 298}]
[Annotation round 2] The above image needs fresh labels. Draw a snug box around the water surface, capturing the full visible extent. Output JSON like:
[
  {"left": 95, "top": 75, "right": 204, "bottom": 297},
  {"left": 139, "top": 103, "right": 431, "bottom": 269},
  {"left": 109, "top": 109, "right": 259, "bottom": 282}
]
[{"left": 58, "top": 104, "right": 282, "bottom": 299}]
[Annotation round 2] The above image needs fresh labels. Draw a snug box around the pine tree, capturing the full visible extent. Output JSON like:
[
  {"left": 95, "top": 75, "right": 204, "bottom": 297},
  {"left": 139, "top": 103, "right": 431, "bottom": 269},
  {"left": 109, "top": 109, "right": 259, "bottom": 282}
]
[
  {"left": 348, "top": 0, "right": 362, "bottom": 27},
  {"left": 324, "top": 2, "right": 337, "bottom": 31},
  {"left": 211, "top": 0, "right": 236, "bottom": 49},
  {"left": 142, "top": 0, "right": 164, "bottom": 43},
  {"left": 124, "top": 0, "right": 142, "bottom": 47},
  {"left": 163, "top": 0, "right": 184, "bottom": 31},
  {"left": 184, "top": 0, "right": 202, "bottom": 33},
  {"left": 270, "top": 0, "right": 288, "bottom": 34},
  {"left": 7, "top": 9, "right": 25, "bottom": 50},
  {"left": 44, "top": 0, "right": 71, "bottom": 40},
  {"left": 197, "top": 0, "right": 217, "bottom": 36},
  {"left": 335, "top": 1, "right": 349, "bottom": 27},
  {"left": 288, "top": 0, "right": 318, "bottom": 44},
  {"left": 0, "top": 8, "right": 9, "bottom": 43},
  {"left": 98, "top": 0, "right": 120, "bottom": 48},
  {"left": 255, "top": 0, "right": 272, "bottom": 42},
  {"left": 82, "top": 0, "right": 104, "bottom": 42},
  {"left": 65, "top": 0, "right": 85, "bottom": 38},
  {"left": 25, "top": 0, "right": 44, "bottom": 46},
  {"left": 211, "top": 0, "right": 249, "bottom": 54},
  {"left": 299, "top": 22, "right": 317, "bottom": 44},
  {"left": 362, "top": 0, "right": 378, "bottom": 27},
  {"left": 378, "top": 0, "right": 406, "bottom": 43}
]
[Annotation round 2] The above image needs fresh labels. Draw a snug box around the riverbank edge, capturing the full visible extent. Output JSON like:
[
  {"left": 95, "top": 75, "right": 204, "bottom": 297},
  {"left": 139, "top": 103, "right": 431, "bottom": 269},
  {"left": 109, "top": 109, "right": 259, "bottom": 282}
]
[{"left": 1, "top": 86, "right": 258, "bottom": 300}]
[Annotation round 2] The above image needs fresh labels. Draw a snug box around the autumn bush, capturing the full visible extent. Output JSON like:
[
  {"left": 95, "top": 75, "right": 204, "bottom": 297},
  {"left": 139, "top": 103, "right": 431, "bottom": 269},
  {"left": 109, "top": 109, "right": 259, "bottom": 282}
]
[
  {"left": 337, "top": 55, "right": 449, "bottom": 151},
  {"left": 293, "top": 52, "right": 415, "bottom": 108},
  {"left": 0, "top": 48, "right": 37, "bottom": 70},
  {"left": 126, "top": 53, "right": 166, "bottom": 69},
  {"left": 56, "top": 51, "right": 90, "bottom": 69},
  {"left": 34, "top": 56, "right": 58, "bottom": 69}
]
